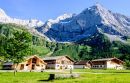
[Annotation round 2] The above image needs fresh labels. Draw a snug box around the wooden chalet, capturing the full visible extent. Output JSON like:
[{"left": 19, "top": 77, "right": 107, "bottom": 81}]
[
  {"left": 92, "top": 58, "right": 125, "bottom": 70},
  {"left": 42, "top": 55, "right": 74, "bottom": 69},
  {"left": 2, "top": 55, "right": 46, "bottom": 70}
]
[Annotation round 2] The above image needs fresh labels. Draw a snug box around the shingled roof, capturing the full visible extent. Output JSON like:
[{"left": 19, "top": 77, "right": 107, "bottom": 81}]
[
  {"left": 74, "top": 60, "right": 92, "bottom": 65},
  {"left": 2, "top": 62, "right": 14, "bottom": 65},
  {"left": 42, "top": 55, "right": 74, "bottom": 62}
]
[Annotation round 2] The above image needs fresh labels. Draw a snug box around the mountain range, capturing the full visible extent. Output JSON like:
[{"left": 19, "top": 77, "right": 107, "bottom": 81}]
[
  {"left": 1, "top": 3, "right": 130, "bottom": 65},
  {"left": 1, "top": 3, "right": 130, "bottom": 42},
  {"left": 0, "top": 8, "right": 44, "bottom": 27}
]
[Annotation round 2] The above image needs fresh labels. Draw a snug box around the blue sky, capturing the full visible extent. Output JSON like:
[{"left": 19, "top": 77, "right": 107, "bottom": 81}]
[{"left": 0, "top": 0, "right": 130, "bottom": 22}]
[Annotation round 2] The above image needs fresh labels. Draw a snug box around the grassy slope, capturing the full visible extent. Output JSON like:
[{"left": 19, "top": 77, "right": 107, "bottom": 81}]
[
  {"left": 127, "top": 39, "right": 130, "bottom": 44},
  {"left": 52, "top": 34, "right": 112, "bottom": 60},
  {"left": 0, "top": 69, "right": 130, "bottom": 83},
  {"left": 32, "top": 45, "right": 51, "bottom": 58},
  {"left": 52, "top": 44, "right": 80, "bottom": 60},
  {"left": 52, "top": 33, "right": 130, "bottom": 63},
  {"left": 0, "top": 23, "right": 53, "bottom": 58}
]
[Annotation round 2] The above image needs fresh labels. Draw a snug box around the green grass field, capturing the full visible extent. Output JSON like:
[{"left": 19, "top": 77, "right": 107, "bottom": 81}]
[{"left": 0, "top": 69, "right": 130, "bottom": 83}]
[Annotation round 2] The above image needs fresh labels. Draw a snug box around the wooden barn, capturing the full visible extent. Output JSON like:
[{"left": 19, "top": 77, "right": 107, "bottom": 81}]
[
  {"left": 42, "top": 55, "right": 74, "bottom": 69},
  {"left": 2, "top": 55, "right": 46, "bottom": 70},
  {"left": 92, "top": 58, "right": 125, "bottom": 70},
  {"left": 74, "top": 60, "right": 92, "bottom": 69}
]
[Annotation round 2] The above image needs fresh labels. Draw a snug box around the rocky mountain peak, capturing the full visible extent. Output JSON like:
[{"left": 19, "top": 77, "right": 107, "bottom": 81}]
[
  {"left": 81, "top": 3, "right": 119, "bottom": 25},
  {"left": 0, "top": 8, "right": 6, "bottom": 16},
  {"left": 43, "top": 13, "right": 76, "bottom": 28},
  {"left": 56, "top": 13, "right": 75, "bottom": 21},
  {"left": 0, "top": 8, "right": 44, "bottom": 27},
  {"left": 82, "top": 3, "right": 105, "bottom": 13},
  {"left": 38, "top": 3, "right": 130, "bottom": 42},
  {"left": 92, "top": 3, "right": 107, "bottom": 13},
  {"left": 93, "top": 2, "right": 103, "bottom": 7}
]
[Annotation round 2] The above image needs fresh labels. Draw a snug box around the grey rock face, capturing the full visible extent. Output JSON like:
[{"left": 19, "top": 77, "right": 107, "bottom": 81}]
[{"left": 38, "top": 3, "right": 130, "bottom": 42}]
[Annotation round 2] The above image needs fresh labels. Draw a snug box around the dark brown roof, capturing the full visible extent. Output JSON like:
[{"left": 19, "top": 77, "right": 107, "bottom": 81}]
[
  {"left": 74, "top": 60, "right": 91, "bottom": 65},
  {"left": 42, "top": 55, "right": 75, "bottom": 62}
]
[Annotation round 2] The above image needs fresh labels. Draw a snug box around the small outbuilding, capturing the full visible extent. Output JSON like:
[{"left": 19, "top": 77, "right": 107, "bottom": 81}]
[
  {"left": 74, "top": 60, "right": 92, "bottom": 69},
  {"left": 2, "top": 62, "right": 14, "bottom": 70}
]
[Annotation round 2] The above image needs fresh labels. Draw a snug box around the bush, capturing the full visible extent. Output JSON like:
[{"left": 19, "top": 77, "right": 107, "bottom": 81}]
[
  {"left": 70, "top": 75, "right": 76, "bottom": 79},
  {"left": 55, "top": 75, "right": 76, "bottom": 80},
  {"left": 56, "top": 77, "right": 63, "bottom": 80}
]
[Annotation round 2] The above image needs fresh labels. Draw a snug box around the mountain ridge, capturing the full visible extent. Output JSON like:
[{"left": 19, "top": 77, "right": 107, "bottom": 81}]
[
  {"left": 37, "top": 3, "right": 130, "bottom": 42},
  {"left": 0, "top": 8, "right": 44, "bottom": 27},
  {"left": 1, "top": 3, "right": 130, "bottom": 43}
]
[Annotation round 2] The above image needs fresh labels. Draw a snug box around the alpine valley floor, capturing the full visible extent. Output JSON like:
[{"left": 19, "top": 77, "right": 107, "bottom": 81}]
[{"left": 0, "top": 69, "right": 130, "bottom": 83}]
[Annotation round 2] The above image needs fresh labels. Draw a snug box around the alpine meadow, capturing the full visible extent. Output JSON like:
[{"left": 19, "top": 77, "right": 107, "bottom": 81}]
[{"left": 0, "top": 2, "right": 130, "bottom": 83}]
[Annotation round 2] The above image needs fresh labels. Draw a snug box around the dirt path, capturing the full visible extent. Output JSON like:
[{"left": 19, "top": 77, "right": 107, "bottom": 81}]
[
  {"left": 0, "top": 70, "right": 112, "bottom": 74},
  {"left": 0, "top": 70, "right": 64, "bottom": 72}
]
